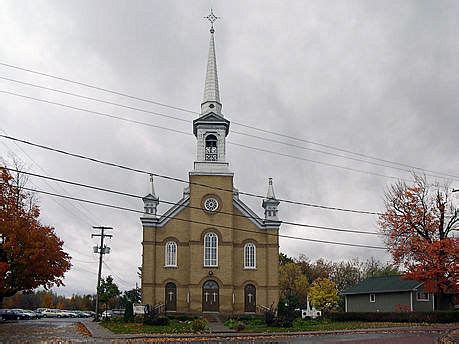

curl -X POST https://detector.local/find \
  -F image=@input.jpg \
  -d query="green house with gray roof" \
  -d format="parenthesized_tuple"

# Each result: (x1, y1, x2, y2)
(342, 276, 434, 312)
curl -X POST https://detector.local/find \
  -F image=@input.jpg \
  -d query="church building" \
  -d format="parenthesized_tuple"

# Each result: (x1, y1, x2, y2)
(140, 14, 281, 314)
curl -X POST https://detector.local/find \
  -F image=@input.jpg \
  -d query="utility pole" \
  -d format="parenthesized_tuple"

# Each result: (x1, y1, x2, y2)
(92, 226, 113, 321)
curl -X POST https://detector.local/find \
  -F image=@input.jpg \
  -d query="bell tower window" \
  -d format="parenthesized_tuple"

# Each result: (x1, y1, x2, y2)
(205, 135, 218, 161)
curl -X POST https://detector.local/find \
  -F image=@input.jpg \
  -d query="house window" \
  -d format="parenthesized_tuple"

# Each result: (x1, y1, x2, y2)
(244, 243, 256, 269)
(370, 294, 376, 302)
(416, 291, 429, 301)
(165, 241, 177, 267)
(204, 232, 218, 267)
(205, 135, 218, 161)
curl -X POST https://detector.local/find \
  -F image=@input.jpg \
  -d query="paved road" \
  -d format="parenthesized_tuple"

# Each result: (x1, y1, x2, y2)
(0, 317, 91, 342)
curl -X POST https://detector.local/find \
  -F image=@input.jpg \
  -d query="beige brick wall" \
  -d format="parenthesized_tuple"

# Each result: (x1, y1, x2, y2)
(141, 174, 279, 313)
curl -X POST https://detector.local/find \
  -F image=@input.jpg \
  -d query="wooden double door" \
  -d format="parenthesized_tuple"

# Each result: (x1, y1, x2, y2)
(244, 284, 256, 312)
(165, 282, 176, 311)
(202, 280, 219, 312)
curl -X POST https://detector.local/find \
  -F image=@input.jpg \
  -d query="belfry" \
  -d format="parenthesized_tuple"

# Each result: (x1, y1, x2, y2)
(140, 10, 281, 314)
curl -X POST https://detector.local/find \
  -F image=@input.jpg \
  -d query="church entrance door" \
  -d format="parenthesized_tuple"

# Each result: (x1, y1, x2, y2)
(202, 280, 219, 312)
(165, 282, 176, 312)
(244, 284, 256, 312)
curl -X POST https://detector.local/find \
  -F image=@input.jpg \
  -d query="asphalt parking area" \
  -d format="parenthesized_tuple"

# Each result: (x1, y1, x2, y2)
(0, 317, 91, 342)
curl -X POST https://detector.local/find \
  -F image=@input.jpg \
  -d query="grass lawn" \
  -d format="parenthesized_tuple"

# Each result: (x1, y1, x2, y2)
(225, 318, 450, 333)
(101, 319, 196, 334)
(102, 317, 453, 334)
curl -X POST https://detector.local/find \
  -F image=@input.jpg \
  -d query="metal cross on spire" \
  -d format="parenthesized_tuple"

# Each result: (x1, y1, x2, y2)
(204, 8, 220, 33)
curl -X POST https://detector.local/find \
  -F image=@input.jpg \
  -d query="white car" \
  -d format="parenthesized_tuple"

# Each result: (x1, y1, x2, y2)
(41, 309, 67, 318)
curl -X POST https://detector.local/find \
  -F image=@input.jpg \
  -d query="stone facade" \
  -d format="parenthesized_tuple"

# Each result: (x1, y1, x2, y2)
(141, 175, 280, 313)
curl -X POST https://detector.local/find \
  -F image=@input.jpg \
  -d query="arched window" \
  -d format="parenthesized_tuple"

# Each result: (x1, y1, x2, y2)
(205, 135, 218, 161)
(204, 232, 218, 267)
(244, 243, 256, 269)
(165, 241, 177, 267)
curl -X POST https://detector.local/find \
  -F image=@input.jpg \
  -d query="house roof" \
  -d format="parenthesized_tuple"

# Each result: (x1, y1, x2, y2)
(341, 276, 423, 295)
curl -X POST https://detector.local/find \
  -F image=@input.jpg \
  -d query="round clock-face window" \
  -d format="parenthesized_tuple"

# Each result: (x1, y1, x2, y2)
(204, 197, 219, 212)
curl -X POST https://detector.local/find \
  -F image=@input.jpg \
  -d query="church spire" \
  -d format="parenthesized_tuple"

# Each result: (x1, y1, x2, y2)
(201, 9, 222, 116)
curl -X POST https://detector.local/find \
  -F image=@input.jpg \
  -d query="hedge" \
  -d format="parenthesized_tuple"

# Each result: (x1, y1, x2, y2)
(328, 311, 459, 323)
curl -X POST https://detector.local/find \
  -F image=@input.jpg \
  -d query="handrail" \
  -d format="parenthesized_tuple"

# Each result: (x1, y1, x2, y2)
(256, 304, 271, 313)
(151, 303, 165, 315)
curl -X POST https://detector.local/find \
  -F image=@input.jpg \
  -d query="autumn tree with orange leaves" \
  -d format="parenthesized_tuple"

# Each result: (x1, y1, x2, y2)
(0, 167, 71, 305)
(379, 174, 458, 300)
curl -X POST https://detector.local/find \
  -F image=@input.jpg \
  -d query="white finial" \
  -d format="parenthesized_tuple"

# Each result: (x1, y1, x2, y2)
(150, 174, 156, 196)
(267, 178, 276, 199)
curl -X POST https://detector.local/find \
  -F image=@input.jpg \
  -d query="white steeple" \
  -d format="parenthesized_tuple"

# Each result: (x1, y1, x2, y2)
(191, 9, 231, 176)
(201, 9, 222, 116)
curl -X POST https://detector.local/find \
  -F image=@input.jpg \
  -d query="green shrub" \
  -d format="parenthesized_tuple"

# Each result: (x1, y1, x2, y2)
(143, 315, 170, 326)
(167, 314, 196, 321)
(224, 318, 237, 329)
(328, 311, 459, 323)
(264, 305, 276, 326)
(235, 321, 246, 331)
(191, 318, 208, 332)
(123, 302, 134, 322)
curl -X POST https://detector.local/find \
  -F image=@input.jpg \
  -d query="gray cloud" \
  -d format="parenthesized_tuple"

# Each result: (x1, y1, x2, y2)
(1, 0, 457, 296)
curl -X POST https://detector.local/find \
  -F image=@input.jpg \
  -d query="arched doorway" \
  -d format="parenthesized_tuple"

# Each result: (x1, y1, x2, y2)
(202, 280, 219, 312)
(244, 284, 256, 312)
(165, 282, 176, 312)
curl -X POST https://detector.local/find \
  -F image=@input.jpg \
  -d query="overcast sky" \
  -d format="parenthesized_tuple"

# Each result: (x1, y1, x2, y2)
(1, 1, 458, 296)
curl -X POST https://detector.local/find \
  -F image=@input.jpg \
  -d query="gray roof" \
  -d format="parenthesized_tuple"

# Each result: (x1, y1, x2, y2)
(342, 276, 423, 295)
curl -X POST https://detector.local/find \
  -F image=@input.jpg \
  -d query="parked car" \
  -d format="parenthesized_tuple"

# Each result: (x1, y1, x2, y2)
(20, 310, 39, 319)
(73, 310, 92, 318)
(57, 310, 75, 318)
(8, 309, 32, 320)
(0, 309, 17, 320)
(41, 309, 64, 318)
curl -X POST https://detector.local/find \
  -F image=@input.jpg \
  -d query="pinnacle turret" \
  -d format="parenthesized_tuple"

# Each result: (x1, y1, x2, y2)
(143, 174, 159, 218)
(262, 178, 280, 221)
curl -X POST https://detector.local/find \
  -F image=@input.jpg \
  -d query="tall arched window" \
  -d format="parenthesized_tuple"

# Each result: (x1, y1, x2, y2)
(165, 241, 177, 267)
(244, 243, 256, 269)
(204, 232, 218, 267)
(205, 135, 218, 161)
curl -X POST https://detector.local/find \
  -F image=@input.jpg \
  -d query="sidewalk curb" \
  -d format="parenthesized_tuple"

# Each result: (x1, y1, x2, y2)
(79, 321, 458, 340)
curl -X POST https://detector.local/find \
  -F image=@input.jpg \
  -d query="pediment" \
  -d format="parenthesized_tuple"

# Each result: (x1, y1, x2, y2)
(194, 112, 229, 124)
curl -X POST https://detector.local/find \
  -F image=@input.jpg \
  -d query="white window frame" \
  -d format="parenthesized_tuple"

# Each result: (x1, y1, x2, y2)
(203, 232, 218, 267)
(164, 241, 177, 267)
(244, 243, 256, 269)
(370, 293, 376, 302)
(416, 291, 429, 301)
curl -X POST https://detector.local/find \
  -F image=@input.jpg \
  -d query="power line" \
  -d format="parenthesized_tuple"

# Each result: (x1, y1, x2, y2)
(0, 128, 102, 224)
(0, 90, 411, 181)
(0, 61, 456, 180)
(0, 134, 384, 215)
(102, 261, 132, 288)
(3, 166, 382, 236)
(0, 139, 94, 227)
(1, 75, 454, 181)
(18, 185, 387, 250)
